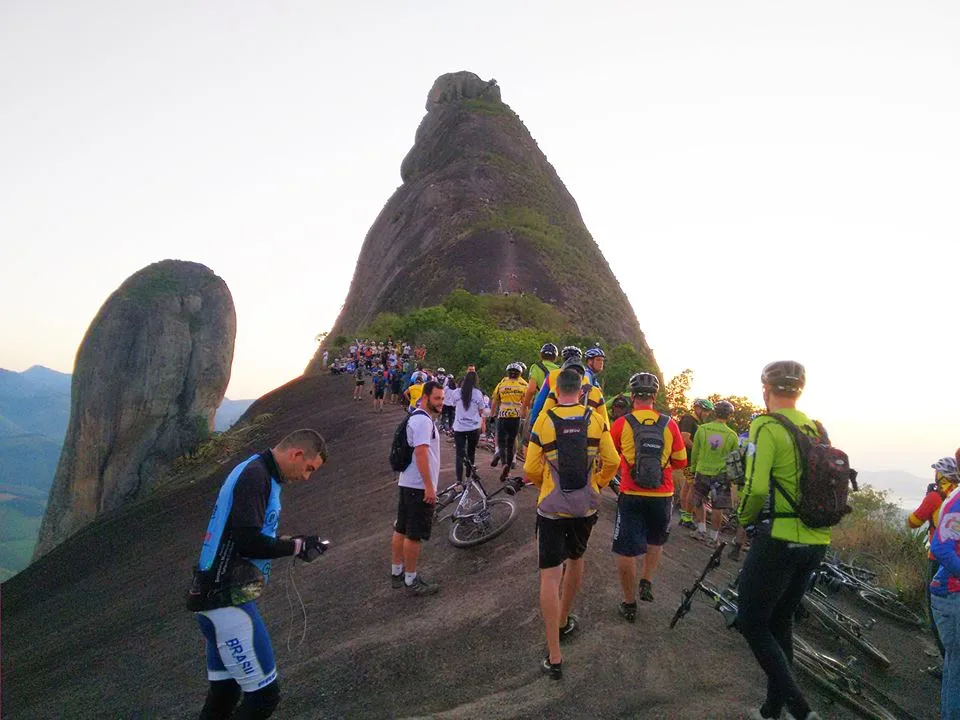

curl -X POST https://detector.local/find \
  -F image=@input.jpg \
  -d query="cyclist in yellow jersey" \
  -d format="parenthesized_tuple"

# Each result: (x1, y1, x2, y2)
(403, 378, 425, 413)
(490, 362, 528, 481)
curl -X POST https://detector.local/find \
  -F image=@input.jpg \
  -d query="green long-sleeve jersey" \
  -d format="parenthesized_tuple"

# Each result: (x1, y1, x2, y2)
(690, 421, 739, 476)
(736, 408, 831, 545)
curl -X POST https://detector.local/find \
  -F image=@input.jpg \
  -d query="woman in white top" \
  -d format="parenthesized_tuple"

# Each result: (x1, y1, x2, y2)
(450, 371, 486, 486)
(441, 376, 458, 431)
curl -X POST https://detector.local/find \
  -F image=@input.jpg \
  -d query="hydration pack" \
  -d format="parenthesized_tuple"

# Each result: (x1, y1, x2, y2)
(388, 410, 433, 472)
(624, 413, 670, 489)
(547, 408, 593, 493)
(767, 414, 858, 528)
(725, 443, 748, 487)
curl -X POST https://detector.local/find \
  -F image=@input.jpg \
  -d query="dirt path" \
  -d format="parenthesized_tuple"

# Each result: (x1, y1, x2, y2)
(1, 375, 943, 719)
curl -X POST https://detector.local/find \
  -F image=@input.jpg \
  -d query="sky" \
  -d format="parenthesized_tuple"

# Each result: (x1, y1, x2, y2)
(2, 1, 957, 487)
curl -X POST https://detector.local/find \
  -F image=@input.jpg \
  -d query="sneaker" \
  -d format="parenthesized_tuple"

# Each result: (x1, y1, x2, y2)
(618, 601, 637, 623)
(500, 465, 511, 483)
(404, 576, 440, 596)
(491, 451, 501, 467)
(728, 543, 742, 561)
(391, 572, 404, 589)
(559, 614, 579, 642)
(705, 537, 720, 549)
(540, 656, 562, 680)
(679, 519, 696, 530)
(688, 528, 706, 542)
(638, 579, 654, 603)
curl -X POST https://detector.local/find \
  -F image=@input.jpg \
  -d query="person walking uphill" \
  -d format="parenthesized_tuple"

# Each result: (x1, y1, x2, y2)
(187, 429, 329, 720)
(525, 368, 619, 679)
(390, 381, 444, 596)
(609, 372, 687, 621)
(689, 400, 740, 547)
(449, 371, 486, 487)
(738, 360, 844, 720)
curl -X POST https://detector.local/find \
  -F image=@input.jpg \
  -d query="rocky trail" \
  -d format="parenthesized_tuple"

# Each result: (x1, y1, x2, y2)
(1, 374, 943, 719)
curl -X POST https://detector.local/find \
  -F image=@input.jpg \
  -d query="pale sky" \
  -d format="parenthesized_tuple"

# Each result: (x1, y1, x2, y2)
(2, 1, 957, 485)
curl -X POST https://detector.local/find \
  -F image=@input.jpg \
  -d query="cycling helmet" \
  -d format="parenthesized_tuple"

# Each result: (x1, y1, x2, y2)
(611, 394, 631, 411)
(715, 400, 734, 418)
(506, 362, 523, 374)
(932, 457, 959, 481)
(761, 360, 806, 394)
(437, 367, 445, 374)
(585, 346, 605, 360)
(517, 362, 528, 374)
(540, 343, 559, 360)
(561, 357, 586, 375)
(561, 345, 583, 361)
(692, 398, 715, 411)
(628, 372, 660, 395)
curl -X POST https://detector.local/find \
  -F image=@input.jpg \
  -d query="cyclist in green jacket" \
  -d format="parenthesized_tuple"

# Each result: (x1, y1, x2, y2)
(738, 360, 826, 720)
(688, 400, 739, 547)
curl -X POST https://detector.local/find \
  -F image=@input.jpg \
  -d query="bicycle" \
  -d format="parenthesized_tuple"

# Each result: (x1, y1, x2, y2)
(433, 461, 523, 548)
(816, 558, 925, 628)
(670, 547, 917, 720)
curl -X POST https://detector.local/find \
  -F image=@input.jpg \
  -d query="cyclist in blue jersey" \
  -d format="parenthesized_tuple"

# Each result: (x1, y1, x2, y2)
(187, 429, 328, 719)
(584, 345, 605, 390)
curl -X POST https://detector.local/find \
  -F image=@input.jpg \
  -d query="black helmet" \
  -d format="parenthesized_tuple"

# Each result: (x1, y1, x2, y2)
(761, 360, 805, 394)
(561, 345, 583, 361)
(540, 343, 558, 360)
(715, 400, 734, 419)
(611, 394, 631, 410)
(628, 372, 660, 395)
(561, 357, 587, 375)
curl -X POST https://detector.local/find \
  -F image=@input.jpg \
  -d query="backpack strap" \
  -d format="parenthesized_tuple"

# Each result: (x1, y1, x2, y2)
(763, 414, 802, 519)
(535, 361, 547, 379)
(409, 409, 436, 440)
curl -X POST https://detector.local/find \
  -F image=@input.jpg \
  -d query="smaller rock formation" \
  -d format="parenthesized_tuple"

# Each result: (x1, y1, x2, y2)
(34, 260, 236, 558)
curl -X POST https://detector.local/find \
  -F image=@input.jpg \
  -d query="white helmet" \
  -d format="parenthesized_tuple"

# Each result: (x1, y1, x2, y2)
(932, 457, 959, 481)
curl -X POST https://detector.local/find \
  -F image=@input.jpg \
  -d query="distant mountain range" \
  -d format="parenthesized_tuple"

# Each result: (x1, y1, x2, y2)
(0, 365, 254, 580)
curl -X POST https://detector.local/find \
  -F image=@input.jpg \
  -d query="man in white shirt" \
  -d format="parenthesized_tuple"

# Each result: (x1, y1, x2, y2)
(390, 381, 444, 596)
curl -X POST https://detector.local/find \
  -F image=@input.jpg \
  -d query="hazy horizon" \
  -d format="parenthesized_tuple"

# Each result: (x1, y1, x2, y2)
(2, 1, 957, 485)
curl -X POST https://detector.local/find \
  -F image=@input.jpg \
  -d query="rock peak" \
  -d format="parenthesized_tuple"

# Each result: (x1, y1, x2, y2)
(425, 71, 500, 112)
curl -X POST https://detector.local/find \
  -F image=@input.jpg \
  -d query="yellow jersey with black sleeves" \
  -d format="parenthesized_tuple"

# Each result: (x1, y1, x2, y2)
(492, 376, 528, 418)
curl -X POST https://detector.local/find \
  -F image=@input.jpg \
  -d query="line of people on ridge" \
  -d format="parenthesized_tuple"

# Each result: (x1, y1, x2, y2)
(181, 345, 960, 720)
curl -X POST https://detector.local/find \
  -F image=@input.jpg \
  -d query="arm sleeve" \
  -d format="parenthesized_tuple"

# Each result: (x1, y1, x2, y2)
(690, 427, 702, 470)
(595, 421, 620, 488)
(668, 419, 688, 469)
(909, 492, 941, 528)
(524, 414, 547, 487)
(233, 527, 297, 559)
(930, 498, 960, 576)
(528, 378, 551, 430)
(738, 422, 773, 525)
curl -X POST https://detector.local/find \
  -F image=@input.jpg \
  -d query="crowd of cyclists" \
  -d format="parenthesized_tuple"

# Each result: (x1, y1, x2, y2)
(185, 335, 960, 720)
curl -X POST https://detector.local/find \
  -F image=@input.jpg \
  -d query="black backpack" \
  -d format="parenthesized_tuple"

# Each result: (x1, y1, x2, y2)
(766, 414, 858, 528)
(624, 414, 670, 489)
(547, 408, 593, 493)
(388, 410, 433, 472)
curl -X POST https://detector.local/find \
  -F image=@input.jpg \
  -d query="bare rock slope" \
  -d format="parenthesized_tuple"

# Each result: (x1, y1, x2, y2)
(307, 71, 652, 374)
(33, 260, 236, 558)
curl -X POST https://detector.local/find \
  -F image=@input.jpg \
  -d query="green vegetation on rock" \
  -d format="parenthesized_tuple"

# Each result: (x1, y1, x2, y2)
(344, 290, 659, 395)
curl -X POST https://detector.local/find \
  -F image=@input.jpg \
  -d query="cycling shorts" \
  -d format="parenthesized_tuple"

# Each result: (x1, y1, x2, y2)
(196, 601, 277, 692)
(693, 473, 731, 510)
(612, 495, 672, 556)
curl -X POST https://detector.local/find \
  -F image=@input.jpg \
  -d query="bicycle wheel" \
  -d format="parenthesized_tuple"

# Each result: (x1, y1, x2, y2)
(793, 641, 915, 720)
(856, 590, 925, 627)
(801, 595, 891, 668)
(449, 498, 518, 548)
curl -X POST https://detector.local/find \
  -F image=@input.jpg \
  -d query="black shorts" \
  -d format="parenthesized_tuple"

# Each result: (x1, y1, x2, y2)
(394, 487, 433, 541)
(391, 382, 402, 394)
(612, 495, 671, 556)
(355, 380, 365, 386)
(374, 387, 385, 399)
(693, 473, 731, 509)
(537, 514, 598, 569)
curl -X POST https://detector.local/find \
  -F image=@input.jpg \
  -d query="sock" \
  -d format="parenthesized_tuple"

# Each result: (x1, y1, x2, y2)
(392, 564, 403, 575)
(404, 571, 417, 586)
(698, 522, 707, 533)
(710, 529, 720, 541)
